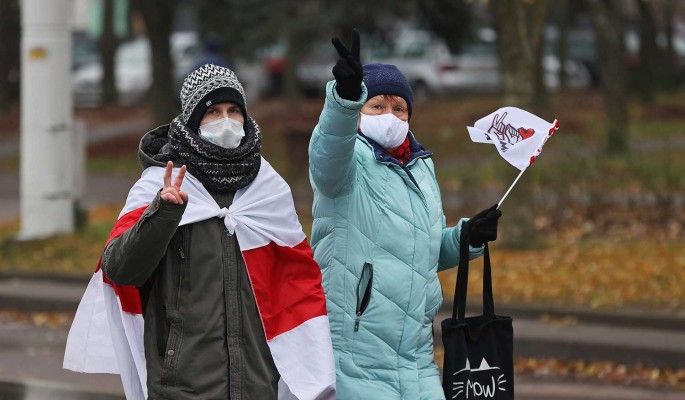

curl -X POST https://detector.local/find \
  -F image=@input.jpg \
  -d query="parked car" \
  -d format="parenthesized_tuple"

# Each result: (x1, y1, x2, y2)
(72, 31, 201, 107)
(294, 28, 591, 99)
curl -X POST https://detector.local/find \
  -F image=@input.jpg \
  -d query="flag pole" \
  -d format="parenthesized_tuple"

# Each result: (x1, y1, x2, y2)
(497, 168, 526, 209)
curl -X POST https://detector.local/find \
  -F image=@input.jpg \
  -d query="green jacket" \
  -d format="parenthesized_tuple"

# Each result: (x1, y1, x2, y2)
(102, 125, 279, 399)
(309, 82, 482, 399)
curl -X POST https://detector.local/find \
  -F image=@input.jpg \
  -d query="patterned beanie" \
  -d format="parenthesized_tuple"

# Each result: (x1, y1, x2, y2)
(180, 64, 248, 132)
(362, 63, 414, 117)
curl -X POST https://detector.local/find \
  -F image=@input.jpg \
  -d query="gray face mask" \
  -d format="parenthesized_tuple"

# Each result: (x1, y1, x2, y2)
(199, 117, 245, 149)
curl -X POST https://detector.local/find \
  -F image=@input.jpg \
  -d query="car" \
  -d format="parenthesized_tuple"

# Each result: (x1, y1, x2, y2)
(293, 27, 591, 99)
(383, 28, 592, 95)
(72, 31, 201, 107)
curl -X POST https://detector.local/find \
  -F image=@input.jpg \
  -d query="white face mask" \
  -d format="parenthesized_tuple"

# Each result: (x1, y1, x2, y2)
(359, 113, 409, 149)
(199, 117, 245, 149)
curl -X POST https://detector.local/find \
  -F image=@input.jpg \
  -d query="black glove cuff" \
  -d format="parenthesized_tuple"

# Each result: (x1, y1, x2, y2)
(335, 83, 362, 101)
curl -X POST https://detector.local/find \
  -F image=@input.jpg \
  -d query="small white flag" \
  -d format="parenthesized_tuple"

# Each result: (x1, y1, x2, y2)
(467, 106, 559, 171)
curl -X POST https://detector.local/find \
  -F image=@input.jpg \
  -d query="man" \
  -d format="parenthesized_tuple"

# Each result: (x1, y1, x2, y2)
(65, 64, 335, 400)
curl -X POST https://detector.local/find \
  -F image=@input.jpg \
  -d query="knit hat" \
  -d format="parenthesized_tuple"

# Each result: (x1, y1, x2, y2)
(362, 63, 414, 117)
(180, 64, 248, 132)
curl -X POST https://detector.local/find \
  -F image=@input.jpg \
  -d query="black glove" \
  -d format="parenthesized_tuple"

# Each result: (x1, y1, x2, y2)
(331, 28, 363, 101)
(466, 204, 502, 247)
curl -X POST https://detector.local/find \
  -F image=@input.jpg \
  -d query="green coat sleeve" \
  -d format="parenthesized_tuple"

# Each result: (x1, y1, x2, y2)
(438, 216, 484, 272)
(102, 190, 186, 286)
(308, 80, 368, 198)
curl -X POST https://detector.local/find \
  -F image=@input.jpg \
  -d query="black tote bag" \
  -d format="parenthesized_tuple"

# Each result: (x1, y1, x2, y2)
(441, 231, 514, 399)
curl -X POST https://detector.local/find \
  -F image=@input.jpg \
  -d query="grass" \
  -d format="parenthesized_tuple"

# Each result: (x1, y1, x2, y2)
(0, 206, 120, 276)
(0, 155, 141, 177)
(438, 238, 685, 309)
(87, 156, 141, 177)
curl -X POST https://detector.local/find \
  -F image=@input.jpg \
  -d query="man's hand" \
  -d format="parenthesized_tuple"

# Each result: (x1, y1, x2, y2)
(331, 28, 363, 101)
(161, 161, 188, 205)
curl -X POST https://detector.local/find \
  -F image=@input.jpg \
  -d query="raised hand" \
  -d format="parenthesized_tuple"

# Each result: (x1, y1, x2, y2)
(161, 161, 188, 205)
(331, 28, 363, 101)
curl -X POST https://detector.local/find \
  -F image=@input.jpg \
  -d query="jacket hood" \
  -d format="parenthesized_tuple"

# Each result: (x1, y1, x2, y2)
(138, 123, 173, 170)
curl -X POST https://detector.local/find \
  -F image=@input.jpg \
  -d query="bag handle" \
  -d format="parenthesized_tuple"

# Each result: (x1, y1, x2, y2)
(451, 224, 495, 321)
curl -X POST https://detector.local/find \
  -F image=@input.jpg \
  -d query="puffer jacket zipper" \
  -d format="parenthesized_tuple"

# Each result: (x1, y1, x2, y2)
(355, 263, 373, 332)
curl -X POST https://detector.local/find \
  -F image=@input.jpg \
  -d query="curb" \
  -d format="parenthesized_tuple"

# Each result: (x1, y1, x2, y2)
(0, 377, 124, 400)
(514, 337, 685, 369)
(435, 308, 685, 369)
(441, 300, 685, 331)
(1, 274, 684, 332)
(0, 275, 88, 313)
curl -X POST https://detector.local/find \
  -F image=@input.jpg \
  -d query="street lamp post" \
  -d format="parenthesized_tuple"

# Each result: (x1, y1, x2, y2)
(19, 0, 78, 239)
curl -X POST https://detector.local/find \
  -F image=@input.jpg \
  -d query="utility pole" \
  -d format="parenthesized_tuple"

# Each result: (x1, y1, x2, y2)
(19, 0, 80, 239)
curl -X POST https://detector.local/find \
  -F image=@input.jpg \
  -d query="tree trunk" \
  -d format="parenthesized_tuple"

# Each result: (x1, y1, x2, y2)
(283, 26, 304, 106)
(100, 0, 118, 105)
(135, 0, 177, 124)
(636, 0, 658, 103)
(662, 0, 679, 89)
(494, 0, 549, 249)
(556, 0, 570, 91)
(589, 0, 629, 155)
(496, 0, 549, 111)
(0, 0, 20, 111)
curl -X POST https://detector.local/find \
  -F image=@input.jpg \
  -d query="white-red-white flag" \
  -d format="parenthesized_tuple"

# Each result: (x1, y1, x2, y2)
(467, 106, 559, 171)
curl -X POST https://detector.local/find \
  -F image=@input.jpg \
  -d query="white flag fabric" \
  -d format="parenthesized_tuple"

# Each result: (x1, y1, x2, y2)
(467, 106, 559, 171)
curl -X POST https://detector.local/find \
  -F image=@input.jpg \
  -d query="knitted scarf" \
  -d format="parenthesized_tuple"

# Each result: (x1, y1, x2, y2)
(389, 135, 411, 164)
(153, 116, 262, 193)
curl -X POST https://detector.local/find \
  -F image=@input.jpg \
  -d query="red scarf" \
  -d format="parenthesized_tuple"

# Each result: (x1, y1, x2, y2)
(389, 135, 411, 164)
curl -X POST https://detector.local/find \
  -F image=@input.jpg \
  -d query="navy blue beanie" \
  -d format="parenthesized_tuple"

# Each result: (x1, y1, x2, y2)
(362, 63, 414, 117)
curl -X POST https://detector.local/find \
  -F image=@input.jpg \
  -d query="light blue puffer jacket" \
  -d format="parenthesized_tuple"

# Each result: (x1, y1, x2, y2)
(308, 81, 483, 400)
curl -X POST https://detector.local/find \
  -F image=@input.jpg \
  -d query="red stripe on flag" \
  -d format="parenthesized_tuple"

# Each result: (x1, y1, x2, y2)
(96, 206, 148, 314)
(242, 239, 327, 340)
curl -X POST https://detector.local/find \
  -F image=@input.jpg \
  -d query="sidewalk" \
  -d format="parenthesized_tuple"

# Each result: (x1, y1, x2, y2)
(2, 275, 685, 370)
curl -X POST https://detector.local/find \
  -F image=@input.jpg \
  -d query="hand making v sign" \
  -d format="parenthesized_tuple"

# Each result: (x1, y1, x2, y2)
(160, 161, 188, 204)
(331, 28, 363, 101)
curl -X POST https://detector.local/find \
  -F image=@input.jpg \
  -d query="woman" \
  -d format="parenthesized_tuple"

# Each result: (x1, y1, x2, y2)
(65, 64, 335, 400)
(308, 30, 502, 399)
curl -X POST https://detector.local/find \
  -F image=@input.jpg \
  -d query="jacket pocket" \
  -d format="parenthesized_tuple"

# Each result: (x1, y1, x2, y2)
(354, 263, 373, 332)
(160, 317, 183, 386)
(352, 263, 387, 369)
(175, 225, 192, 309)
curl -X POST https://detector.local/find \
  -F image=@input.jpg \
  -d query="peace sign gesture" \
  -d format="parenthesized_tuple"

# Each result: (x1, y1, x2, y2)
(331, 28, 363, 101)
(161, 161, 188, 205)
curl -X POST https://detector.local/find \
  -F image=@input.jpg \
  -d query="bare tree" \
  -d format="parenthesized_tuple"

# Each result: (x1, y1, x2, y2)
(100, 0, 119, 105)
(555, 0, 571, 90)
(418, 0, 473, 54)
(661, 0, 680, 89)
(495, 0, 550, 111)
(492, 0, 550, 249)
(0, 0, 20, 111)
(588, 0, 630, 154)
(133, 0, 177, 124)
(636, 0, 658, 103)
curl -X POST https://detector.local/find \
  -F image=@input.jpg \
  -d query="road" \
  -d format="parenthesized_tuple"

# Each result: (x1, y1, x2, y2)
(1, 316, 684, 400)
